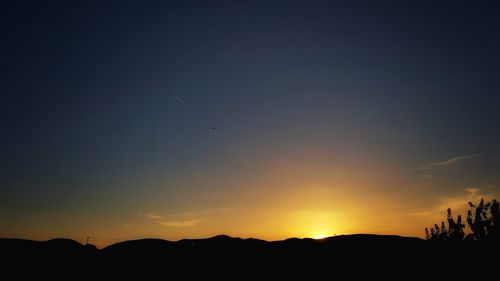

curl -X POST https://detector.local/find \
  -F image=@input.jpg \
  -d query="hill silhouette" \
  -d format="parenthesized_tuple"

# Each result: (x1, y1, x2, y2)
(2, 234, 497, 279)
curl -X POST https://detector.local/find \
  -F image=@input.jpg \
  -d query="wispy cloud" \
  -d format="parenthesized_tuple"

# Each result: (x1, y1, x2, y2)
(403, 187, 494, 218)
(157, 219, 202, 227)
(172, 95, 184, 103)
(142, 208, 233, 228)
(164, 208, 233, 218)
(81, 111, 96, 120)
(146, 213, 163, 220)
(417, 154, 479, 170)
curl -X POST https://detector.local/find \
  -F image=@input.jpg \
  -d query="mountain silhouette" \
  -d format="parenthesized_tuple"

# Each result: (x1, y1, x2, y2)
(1, 234, 497, 279)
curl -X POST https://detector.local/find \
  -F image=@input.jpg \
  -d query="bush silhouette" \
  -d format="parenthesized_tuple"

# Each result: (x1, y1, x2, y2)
(425, 198, 499, 241)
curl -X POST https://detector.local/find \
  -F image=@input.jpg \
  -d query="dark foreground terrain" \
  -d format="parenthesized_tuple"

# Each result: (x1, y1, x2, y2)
(1, 234, 498, 279)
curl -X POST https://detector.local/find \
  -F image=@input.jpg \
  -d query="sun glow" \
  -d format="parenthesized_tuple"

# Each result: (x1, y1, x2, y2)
(313, 234, 327, 239)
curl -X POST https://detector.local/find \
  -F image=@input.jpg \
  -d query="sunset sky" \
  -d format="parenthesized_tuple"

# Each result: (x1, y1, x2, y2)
(1, 0, 499, 247)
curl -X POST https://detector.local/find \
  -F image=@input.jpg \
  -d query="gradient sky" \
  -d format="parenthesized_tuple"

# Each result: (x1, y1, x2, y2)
(1, 0, 499, 247)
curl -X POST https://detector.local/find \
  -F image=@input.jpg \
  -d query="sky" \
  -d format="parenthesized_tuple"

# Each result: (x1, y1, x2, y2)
(1, 0, 499, 247)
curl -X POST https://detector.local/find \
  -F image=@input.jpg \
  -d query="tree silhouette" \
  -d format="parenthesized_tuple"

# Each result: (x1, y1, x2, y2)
(446, 208, 465, 241)
(490, 199, 499, 239)
(425, 198, 498, 241)
(466, 199, 489, 240)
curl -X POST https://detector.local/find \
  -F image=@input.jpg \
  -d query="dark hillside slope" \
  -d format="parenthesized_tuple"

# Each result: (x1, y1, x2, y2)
(1, 235, 497, 279)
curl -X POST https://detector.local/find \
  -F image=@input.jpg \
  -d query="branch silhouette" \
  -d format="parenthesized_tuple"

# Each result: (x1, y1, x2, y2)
(425, 198, 499, 242)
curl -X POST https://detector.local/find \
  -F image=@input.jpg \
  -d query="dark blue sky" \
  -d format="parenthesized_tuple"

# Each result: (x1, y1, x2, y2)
(1, 0, 499, 243)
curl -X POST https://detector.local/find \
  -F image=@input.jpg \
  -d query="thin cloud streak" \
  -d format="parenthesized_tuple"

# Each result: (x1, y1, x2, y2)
(403, 187, 494, 218)
(143, 208, 233, 228)
(417, 154, 479, 170)
(81, 111, 96, 120)
(172, 95, 184, 103)
(164, 208, 233, 218)
(146, 213, 163, 220)
(157, 219, 202, 227)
